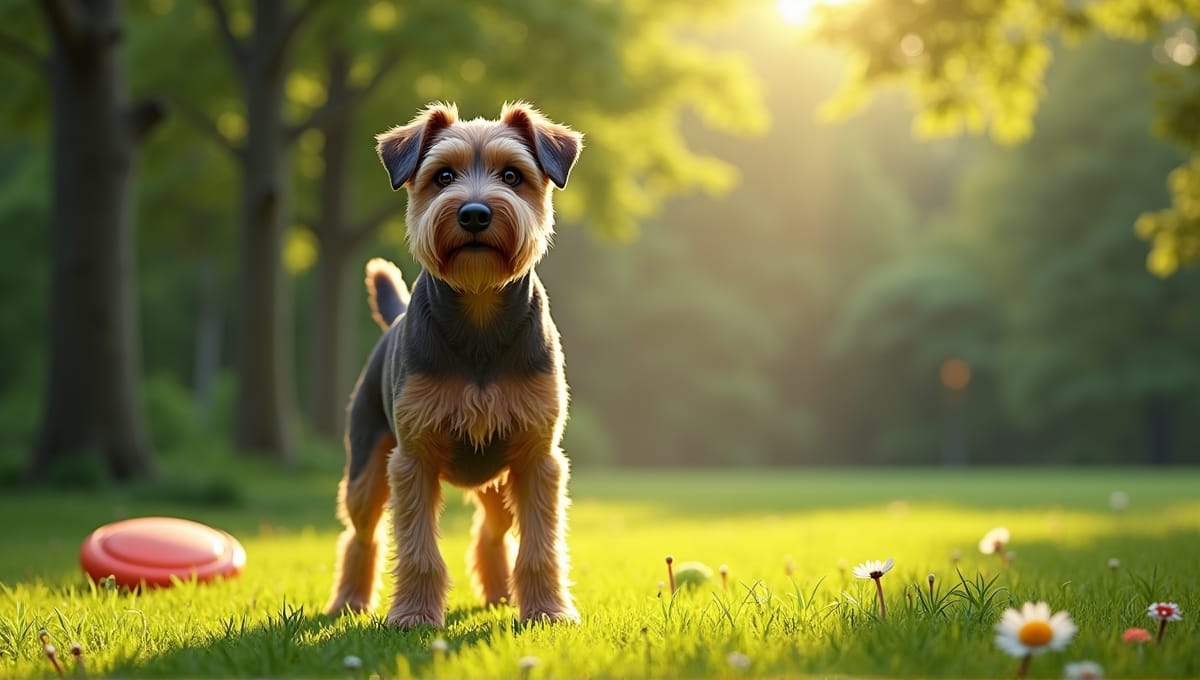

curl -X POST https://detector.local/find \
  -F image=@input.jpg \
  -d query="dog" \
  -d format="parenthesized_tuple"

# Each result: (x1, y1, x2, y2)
(325, 102, 583, 629)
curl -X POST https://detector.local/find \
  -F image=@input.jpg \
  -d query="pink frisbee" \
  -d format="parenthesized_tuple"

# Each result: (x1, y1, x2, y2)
(80, 517, 246, 588)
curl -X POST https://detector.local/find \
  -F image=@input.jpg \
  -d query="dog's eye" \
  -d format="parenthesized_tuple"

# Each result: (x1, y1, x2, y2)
(435, 169, 455, 187)
(500, 167, 522, 187)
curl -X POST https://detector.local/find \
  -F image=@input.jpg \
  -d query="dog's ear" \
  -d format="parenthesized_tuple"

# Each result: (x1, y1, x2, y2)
(501, 101, 583, 189)
(375, 103, 459, 190)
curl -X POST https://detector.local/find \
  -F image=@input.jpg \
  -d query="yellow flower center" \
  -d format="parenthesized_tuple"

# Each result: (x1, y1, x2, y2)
(1018, 621, 1053, 647)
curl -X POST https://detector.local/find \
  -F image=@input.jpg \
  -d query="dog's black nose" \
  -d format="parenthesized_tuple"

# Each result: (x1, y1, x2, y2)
(457, 203, 492, 233)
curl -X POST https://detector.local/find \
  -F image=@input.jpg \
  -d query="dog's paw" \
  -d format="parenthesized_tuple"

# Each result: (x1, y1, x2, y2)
(519, 602, 580, 625)
(324, 596, 373, 617)
(385, 608, 445, 630)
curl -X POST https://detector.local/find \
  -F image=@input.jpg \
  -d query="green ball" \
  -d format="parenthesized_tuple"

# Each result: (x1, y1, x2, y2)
(673, 561, 713, 589)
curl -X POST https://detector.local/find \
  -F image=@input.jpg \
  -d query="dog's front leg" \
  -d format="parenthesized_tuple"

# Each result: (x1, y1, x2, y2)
(385, 442, 448, 629)
(509, 433, 579, 624)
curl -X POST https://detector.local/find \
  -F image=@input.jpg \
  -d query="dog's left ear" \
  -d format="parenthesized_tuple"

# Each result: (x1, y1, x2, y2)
(501, 102, 583, 189)
(376, 103, 459, 190)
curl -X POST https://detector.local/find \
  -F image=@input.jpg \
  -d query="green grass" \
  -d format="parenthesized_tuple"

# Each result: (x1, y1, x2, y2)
(1, 456, 1198, 678)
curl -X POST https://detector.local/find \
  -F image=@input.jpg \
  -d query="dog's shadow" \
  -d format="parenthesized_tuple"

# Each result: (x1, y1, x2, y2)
(109, 603, 510, 677)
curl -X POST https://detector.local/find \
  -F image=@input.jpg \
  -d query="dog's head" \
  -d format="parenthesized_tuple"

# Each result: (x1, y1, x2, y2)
(376, 102, 583, 293)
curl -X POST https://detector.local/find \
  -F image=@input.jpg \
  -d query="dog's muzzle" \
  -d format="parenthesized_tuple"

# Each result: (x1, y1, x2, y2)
(457, 203, 492, 233)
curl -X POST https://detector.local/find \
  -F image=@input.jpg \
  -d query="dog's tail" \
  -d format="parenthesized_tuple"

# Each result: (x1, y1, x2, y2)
(365, 258, 410, 331)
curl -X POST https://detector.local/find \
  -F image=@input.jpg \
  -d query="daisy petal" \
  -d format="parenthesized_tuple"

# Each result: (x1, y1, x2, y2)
(999, 609, 1023, 630)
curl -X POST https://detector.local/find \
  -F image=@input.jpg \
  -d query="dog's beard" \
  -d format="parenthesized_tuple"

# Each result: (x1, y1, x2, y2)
(408, 193, 550, 293)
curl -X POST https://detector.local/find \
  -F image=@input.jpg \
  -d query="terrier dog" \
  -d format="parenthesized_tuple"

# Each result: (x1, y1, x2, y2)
(325, 102, 583, 628)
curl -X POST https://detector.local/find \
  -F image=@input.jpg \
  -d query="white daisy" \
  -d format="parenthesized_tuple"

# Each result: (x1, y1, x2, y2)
(994, 601, 1077, 658)
(726, 652, 750, 670)
(518, 656, 540, 670)
(1107, 558, 1120, 571)
(430, 638, 449, 653)
(852, 558, 894, 580)
(1064, 661, 1104, 680)
(1147, 602, 1182, 621)
(979, 527, 1010, 555)
(342, 655, 362, 671)
(1109, 491, 1129, 511)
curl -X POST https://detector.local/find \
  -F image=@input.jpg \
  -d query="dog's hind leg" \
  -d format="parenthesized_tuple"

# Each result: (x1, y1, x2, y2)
(326, 429, 394, 615)
(466, 476, 515, 606)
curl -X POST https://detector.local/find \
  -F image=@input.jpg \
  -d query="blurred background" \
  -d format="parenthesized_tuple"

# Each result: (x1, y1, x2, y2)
(3, 0, 1200, 487)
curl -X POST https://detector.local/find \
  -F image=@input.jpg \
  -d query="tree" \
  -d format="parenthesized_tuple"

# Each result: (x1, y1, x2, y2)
(945, 39, 1200, 464)
(810, 0, 1200, 274)
(295, 42, 403, 438)
(187, 0, 332, 462)
(288, 4, 471, 437)
(137, 0, 774, 450)
(290, 0, 770, 436)
(542, 11, 957, 466)
(0, 0, 165, 481)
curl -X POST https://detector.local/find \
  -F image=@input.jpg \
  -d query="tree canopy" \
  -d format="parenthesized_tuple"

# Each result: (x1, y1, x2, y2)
(813, 0, 1200, 275)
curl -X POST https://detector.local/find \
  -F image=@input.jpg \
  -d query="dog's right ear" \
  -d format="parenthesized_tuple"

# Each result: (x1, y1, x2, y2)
(375, 103, 459, 190)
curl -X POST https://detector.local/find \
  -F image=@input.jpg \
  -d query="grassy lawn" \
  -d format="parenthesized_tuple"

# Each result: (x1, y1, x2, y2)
(1, 455, 1198, 678)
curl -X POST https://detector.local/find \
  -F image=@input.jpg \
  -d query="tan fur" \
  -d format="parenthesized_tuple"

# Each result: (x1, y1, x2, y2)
(385, 435, 450, 628)
(364, 258, 410, 331)
(326, 432, 394, 614)
(459, 289, 502, 327)
(394, 373, 563, 450)
(466, 477, 516, 605)
(506, 430, 576, 621)
(334, 103, 582, 629)
(404, 122, 554, 294)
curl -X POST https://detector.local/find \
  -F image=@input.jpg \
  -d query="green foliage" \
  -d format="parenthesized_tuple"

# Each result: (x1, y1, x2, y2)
(1137, 157, 1200, 276)
(815, 0, 1074, 144)
(140, 374, 206, 454)
(944, 38, 1200, 460)
(830, 255, 998, 374)
(814, 0, 1200, 270)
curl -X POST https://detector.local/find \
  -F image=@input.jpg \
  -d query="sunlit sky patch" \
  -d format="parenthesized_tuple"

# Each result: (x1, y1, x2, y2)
(776, 0, 858, 27)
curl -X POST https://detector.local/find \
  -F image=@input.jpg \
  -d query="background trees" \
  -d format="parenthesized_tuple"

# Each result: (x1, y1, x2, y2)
(811, 0, 1200, 275)
(1, 0, 163, 481)
(2, 1, 1200, 482)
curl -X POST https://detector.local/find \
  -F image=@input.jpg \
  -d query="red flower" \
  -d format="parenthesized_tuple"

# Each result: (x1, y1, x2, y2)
(1147, 602, 1182, 622)
(1122, 627, 1151, 644)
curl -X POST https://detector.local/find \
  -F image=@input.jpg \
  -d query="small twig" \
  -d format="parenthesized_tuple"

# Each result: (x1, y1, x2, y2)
(173, 97, 243, 162)
(202, 0, 246, 71)
(345, 204, 398, 249)
(1016, 653, 1031, 679)
(69, 642, 85, 676)
(128, 99, 167, 144)
(873, 576, 887, 621)
(287, 48, 401, 140)
(266, 0, 319, 69)
(44, 644, 65, 679)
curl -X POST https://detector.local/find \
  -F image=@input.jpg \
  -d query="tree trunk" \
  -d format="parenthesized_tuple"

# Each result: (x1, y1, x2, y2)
(30, 0, 159, 481)
(1143, 395, 1173, 465)
(309, 241, 355, 437)
(231, 0, 295, 461)
(193, 258, 223, 418)
(308, 49, 356, 438)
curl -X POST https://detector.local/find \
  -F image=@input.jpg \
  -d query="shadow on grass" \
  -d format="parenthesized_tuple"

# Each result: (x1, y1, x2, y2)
(108, 602, 508, 678)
